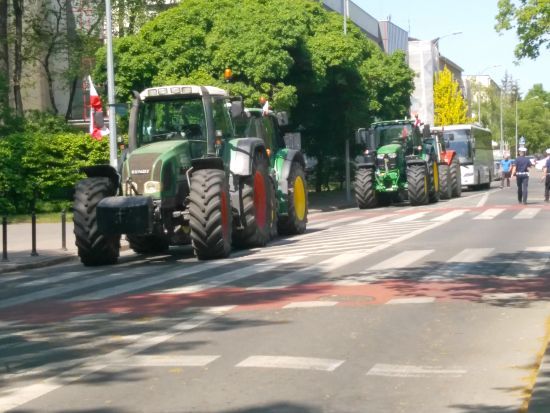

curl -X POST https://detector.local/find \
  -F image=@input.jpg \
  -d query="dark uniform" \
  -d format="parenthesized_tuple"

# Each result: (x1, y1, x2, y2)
(514, 155, 531, 204)
(544, 158, 550, 202)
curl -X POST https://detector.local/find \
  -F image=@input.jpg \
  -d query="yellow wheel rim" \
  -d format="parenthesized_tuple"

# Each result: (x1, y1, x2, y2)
(433, 162, 439, 192)
(293, 176, 306, 221)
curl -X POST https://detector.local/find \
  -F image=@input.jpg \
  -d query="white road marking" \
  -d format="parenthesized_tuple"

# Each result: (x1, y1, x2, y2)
(367, 363, 466, 378)
(425, 248, 494, 281)
(431, 209, 468, 221)
(65, 260, 238, 301)
(119, 355, 220, 367)
(482, 293, 529, 301)
(391, 212, 428, 223)
(236, 356, 344, 372)
(367, 250, 434, 271)
(248, 251, 366, 290)
(18, 270, 101, 288)
(283, 301, 338, 309)
(513, 208, 541, 219)
(0, 306, 233, 411)
(473, 208, 505, 220)
(476, 192, 489, 207)
(386, 297, 435, 304)
(500, 246, 550, 279)
(157, 256, 304, 295)
(307, 216, 359, 229)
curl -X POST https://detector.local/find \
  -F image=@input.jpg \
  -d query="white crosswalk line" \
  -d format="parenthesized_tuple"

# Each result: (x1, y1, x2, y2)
(249, 251, 366, 290)
(425, 248, 494, 281)
(513, 208, 541, 219)
(473, 208, 505, 220)
(118, 355, 220, 367)
(391, 212, 428, 223)
(236, 356, 344, 372)
(307, 216, 359, 229)
(157, 256, 304, 295)
(431, 209, 468, 222)
(367, 363, 466, 378)
(368, 250, 434, 271)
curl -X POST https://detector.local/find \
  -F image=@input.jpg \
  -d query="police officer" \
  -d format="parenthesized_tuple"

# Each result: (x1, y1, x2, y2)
(542, 149, 550, 202)
(512, 147, 531, 204)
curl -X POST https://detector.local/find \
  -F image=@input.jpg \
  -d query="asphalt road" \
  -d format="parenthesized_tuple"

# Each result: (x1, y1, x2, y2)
(1, 175, 550, 413)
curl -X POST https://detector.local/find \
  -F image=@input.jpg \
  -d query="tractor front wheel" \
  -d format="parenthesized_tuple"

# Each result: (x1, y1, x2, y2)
(407, 165, 429, 206)
(450, 158, 462, 197)
(278, 161, 307, 235)
(354, 168, 377, 209)
(73, 177, 120, 266)
(188, 169, 232, 260)
(428, 160, 440, 203)
(439, 164, 452, 199)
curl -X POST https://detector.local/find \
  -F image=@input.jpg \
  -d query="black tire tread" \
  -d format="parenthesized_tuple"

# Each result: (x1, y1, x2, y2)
(73, 177, 120, 266)
(407, 165, 429, 206)
(189, 169, 232, 260)
(450, 157, 462, 197)
(354, 168, 377, 209)
(439, 164, 452, 199)
(278, 162, 308, 235)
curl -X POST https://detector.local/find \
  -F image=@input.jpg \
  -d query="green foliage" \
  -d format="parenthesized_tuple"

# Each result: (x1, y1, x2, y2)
(93, 0, 414, 168)
(495, 0, 550, 60)
(0, 116, 109, 215)
(434, 66, 469, 126)
(517, 84, 550, 154)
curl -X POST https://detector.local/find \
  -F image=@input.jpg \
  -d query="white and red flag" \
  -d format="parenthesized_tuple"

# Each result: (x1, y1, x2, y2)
(88, 75, 109, 140)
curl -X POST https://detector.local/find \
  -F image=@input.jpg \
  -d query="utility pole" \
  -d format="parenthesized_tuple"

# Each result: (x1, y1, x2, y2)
(515, 96, 518, 157)
(105, 0, 118, 170)
(343, 0, 351, 202)
(500, 89, 504, 158)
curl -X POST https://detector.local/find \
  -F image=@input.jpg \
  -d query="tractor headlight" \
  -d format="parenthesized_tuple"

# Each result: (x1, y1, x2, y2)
(388, 153, 397, 159)
(377, 154, 386, 159)
(144, 181, 161, 194)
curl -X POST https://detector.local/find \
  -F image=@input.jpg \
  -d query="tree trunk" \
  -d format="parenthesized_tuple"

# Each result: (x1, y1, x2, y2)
(0, 0, 9, 99)
(13, 0, 24, 117)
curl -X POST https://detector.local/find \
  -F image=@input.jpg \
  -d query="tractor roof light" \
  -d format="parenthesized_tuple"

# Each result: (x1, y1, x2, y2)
(224, 68, 233, 82)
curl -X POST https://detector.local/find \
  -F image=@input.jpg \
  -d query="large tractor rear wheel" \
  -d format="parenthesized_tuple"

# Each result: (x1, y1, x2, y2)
(278, 161, 307, 235)
(73, 177, 120, 266)
(233, 151, 273, 247)
(354, 168, 377, 209)
(407, 165, 429, 206)
(438, 164, 452, 199)
(127, 234, 169, 254)
(188, 169, 232, 260)
(428, 160, 440, 203)
(450, 157, 462, 198)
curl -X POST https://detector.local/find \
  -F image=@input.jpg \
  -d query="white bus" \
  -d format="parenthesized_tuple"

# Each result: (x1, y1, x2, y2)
(433, 124, 494, 189)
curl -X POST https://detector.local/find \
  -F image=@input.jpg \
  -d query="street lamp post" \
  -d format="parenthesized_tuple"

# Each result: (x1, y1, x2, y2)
(105, 0, 117, 170)
(343, 0, 351, 201)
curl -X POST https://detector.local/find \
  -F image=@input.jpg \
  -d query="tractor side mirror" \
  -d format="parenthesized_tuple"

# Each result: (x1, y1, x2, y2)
(355, 128, 367, 145)
(230, 99, 244, 118)
(276, 111, 289, 126)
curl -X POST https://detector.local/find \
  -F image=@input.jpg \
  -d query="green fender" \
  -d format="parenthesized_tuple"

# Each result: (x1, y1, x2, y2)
(273, 148, 306, 214)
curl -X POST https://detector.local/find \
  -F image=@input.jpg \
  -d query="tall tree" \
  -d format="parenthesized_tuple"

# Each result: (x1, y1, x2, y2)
(495, 0, 550, 59)
(12, 0, 24, 116)
(433, 66, 469, 126)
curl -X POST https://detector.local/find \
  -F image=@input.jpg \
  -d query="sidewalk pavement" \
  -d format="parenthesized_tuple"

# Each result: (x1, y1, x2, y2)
(0, 190, 354, 275)
(1, 189, 550, 411)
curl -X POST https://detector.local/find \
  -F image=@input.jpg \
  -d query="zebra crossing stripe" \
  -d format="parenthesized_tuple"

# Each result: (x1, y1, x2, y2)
(367, 363, 466, 378)
(249, 251, 366, 290)
(118, 355, 220, 367)
(391, 212, 428, 223)
(513, 208, 541, 219)
(473, 208, 505, 220)
(368, 250, 434, 271)
(431, 210, 468, 221)
(157, 255, 304, 295)
(236, 356, 344, 372)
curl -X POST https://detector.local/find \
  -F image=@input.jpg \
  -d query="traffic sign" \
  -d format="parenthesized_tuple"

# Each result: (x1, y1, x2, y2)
(519, 136, 526, 145)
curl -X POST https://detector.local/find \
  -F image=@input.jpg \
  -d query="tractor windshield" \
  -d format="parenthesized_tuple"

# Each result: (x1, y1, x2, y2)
(443, 130, 471, 163)
(137, 97, 206, 146)
(374, 124, 413, 147)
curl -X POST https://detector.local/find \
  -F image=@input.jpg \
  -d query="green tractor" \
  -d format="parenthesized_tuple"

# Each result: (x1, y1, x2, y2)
(354, 120, 440, 208)
(234, 108, 308, 235)
(73, 85, 306, 266)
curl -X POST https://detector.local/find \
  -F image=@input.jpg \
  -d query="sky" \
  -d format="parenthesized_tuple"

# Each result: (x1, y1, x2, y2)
(354, 0, 549, 96)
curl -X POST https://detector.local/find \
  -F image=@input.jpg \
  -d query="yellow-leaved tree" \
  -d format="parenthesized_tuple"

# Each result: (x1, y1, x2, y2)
(433, 66, 469, 126)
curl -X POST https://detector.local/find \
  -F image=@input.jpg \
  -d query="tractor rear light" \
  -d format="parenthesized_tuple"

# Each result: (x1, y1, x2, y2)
(144, 181, 161, 194)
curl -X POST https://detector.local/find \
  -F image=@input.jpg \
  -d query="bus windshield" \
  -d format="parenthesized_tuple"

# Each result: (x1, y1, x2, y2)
(374, 124, 413, 146)
(138, 97, 206, 146)
(443, 130, 471, 163)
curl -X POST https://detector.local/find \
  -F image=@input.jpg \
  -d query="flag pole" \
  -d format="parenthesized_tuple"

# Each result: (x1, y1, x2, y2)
(105, 0, 117, 169)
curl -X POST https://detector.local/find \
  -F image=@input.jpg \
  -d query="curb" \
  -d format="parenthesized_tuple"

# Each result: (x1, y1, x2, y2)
(0, 254, 76, 275)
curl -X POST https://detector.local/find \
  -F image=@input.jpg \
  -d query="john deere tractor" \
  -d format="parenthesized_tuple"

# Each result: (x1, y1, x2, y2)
(354, 120, 440, 208)
(73, 85, 304, 266)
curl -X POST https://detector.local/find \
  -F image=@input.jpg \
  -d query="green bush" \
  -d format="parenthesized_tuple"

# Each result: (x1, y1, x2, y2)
(0, 115, 110, 215)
